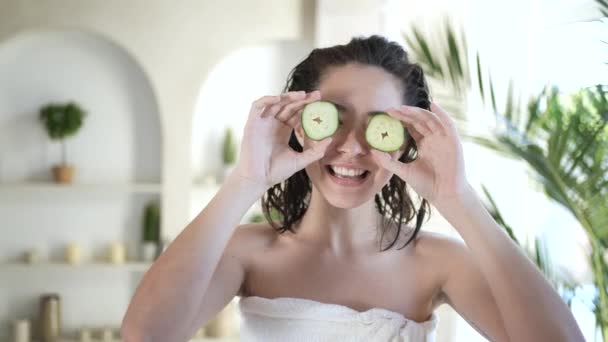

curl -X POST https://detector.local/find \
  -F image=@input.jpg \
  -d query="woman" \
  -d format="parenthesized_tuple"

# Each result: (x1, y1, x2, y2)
(122, 36, 585, 342)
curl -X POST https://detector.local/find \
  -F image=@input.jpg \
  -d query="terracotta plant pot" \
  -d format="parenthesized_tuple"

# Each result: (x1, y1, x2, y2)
(52, 165, 75, 184)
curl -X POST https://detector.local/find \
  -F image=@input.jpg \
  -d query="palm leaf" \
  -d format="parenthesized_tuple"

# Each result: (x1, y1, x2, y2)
(403, 27, 443, 78)
(476, 52, 485, 103)
(598, 0, 608, 17)
(480, 184, 519, 244)
(489, 74, 497, 113)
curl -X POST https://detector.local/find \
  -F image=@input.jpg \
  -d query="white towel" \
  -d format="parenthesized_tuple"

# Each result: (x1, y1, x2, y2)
(237, 296, 439, 342)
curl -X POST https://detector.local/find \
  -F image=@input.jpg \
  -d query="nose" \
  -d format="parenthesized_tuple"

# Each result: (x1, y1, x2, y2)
(336, 127, 368, 156)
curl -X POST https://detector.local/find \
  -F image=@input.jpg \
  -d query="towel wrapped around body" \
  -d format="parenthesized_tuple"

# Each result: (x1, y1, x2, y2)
(237, 296, 439, 342)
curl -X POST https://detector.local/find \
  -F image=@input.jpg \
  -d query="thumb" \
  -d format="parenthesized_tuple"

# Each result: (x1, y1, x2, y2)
(294, 137, 333, 171)
(370, 149, 409, 178)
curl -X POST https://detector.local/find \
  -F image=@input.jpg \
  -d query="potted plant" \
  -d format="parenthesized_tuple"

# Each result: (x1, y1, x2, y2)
(405, 16, 608, 338)
(39, 101, 86, 183)
(141, 200, 161, 262)
(221, 126, 237, 182)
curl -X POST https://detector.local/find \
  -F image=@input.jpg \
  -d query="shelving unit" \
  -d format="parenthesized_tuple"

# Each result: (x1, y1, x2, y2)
(1, 180, 164, 340)
(0, 261, 153, 272)
(25, 338, 238, 342)
(0, 182, 162, 194)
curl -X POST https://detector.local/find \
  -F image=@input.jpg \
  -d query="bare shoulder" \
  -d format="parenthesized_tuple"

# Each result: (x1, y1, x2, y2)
(415, 230, 467, 254)
(232, 221, 277, 245)
(413, 230, 469, 286)
(228, 221, 278, 266)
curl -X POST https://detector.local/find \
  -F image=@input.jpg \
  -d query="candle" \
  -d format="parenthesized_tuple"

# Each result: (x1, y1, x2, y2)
(12, 319, 30, 342)
(108, 241, 125, 264)
(24, 249, 39, 264)
(66, 242, 82, 265)
(101, 327, 113, 342)
(79, 327, 92, 342)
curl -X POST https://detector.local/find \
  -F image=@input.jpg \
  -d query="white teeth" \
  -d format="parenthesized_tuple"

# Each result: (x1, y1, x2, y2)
(330, 166, 366, 177)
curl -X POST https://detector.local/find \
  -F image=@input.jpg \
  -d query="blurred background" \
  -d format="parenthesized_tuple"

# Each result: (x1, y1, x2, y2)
(0, 0, 606, 341)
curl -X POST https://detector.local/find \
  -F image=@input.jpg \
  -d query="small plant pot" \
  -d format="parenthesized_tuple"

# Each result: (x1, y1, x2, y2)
(52, 164, 75, 184)
(140, 241, 158, 262)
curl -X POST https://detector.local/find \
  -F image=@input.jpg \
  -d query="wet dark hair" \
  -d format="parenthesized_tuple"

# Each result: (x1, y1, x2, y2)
(261, 35, 431, 251)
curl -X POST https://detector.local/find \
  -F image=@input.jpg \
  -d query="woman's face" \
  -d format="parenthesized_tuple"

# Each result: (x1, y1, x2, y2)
(295, 63, 407, 209)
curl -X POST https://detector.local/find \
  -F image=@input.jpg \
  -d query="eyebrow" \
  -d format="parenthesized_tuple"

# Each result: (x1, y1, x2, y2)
(326, 100, 385, 116)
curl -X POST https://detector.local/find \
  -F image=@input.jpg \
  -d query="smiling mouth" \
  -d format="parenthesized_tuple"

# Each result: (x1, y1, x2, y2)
(325, 165, 371, 180)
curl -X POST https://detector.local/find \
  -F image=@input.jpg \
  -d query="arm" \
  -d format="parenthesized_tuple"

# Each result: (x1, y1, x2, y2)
(121, 171, 266, 342)
(435, 186, 585, 342)
(373, 103, 585, 342)
(438, 234, 510, 341)
(121, 91, 328, 342)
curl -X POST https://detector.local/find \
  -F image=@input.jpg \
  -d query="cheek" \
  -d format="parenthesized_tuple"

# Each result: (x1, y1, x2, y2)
(304, 160, 325, 181)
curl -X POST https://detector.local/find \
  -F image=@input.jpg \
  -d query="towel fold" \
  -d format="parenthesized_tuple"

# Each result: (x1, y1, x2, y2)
(237, 296, 439, 342)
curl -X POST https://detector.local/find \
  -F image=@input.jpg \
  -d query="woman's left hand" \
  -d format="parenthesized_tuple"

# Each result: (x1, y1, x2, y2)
(370, 102, 471, 206)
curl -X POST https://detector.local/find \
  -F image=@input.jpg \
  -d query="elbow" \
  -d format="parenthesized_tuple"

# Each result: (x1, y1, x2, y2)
(121, 322, 148, 342)
(121, 313, 150, 342)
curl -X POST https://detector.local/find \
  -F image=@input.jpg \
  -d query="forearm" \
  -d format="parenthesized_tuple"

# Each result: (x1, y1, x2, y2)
(122, 170, 266, 341)
(435, 184, 585, 342)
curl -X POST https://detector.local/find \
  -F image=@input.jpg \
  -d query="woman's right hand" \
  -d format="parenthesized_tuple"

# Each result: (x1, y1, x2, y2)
(233, 90, 333, 190)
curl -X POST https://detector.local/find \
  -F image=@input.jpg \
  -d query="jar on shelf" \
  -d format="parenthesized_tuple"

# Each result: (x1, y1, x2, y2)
(40, 293, 61, 342)
(108, 241, 126, 264)
(11, 318, 30, 342)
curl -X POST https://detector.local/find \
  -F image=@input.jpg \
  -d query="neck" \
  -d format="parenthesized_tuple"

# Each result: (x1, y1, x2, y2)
(293, 186, 383, 257)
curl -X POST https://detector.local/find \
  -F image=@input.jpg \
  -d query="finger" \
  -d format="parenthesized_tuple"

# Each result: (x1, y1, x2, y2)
(401, 105, 447, 136)
(430, 102, 457, 133)
(261, 91, 306, 118)
(370, 149, 410, 177)
(250, 95, 281, 117)
(277, 91, 321, 124)
(406, 126, 424, 142)
(385, 108, 432, 136)
(293, 137, 333, 171)
(286, 109, 303, 129)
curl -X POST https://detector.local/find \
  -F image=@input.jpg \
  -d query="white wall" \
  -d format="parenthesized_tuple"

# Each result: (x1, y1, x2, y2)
(0, 30, 161, 183)
(192, 40, 313, 184)
(0, 0, 307, 339)
(0, 29, 162, 340)
(0, 0, 305, 239)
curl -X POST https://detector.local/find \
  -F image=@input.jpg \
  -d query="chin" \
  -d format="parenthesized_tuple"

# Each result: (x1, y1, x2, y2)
(305, 161, 392, 209)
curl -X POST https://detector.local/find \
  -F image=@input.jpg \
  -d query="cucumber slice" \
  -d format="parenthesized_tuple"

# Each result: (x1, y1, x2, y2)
(365, 113, 405, 152)
(301, 101, 339, 141)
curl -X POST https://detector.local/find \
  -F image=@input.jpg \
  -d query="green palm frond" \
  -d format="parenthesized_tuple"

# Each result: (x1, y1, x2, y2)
(476, 52, 485, 103)
(403, 26, 443, 78)
(403, 20, 469, 101)
(598, 0, 608, 17)
(405, 15, 608, 338)
(481, 184, 578, 306)
(489, 74, 498, 114)
(480, 184, 518, 244)
(478, 84, 608, 338)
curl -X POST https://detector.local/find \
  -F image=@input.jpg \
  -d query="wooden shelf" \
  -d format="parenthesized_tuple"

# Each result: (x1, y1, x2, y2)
(0, 261, 153, 271)
(191, 182, 221, 191)
(27, 338, 237, 342)
(0, 182, 162, 194)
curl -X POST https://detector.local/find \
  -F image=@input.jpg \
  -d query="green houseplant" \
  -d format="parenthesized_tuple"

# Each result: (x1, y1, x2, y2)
(141, 200, 161, 261)
(220, 126, 237, 182)
(38, 101, 86, 183)
(222, 127, 237, 166)
(404, 13, 608, 339)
